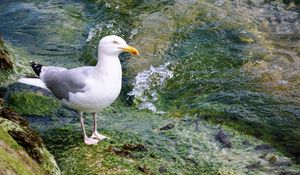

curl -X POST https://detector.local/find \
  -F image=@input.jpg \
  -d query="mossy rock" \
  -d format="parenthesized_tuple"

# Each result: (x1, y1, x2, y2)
(0, 34, 13, 70)
(0, 107, 60, 175)
(7, 92, 60, 116)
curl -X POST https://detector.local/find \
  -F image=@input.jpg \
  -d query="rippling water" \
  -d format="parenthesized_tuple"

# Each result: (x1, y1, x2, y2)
(1, 0, 300, 165)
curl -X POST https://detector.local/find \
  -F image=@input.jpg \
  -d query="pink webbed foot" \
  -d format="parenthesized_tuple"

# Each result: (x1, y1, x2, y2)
(90, 131, 109, 141)
(84, 136, 99, 145)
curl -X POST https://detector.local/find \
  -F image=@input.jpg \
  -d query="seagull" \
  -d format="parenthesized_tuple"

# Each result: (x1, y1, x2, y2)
(18, 35, 139, 145)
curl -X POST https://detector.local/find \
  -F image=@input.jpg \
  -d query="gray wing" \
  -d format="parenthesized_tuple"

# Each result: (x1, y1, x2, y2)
(40, 66, 91, 100)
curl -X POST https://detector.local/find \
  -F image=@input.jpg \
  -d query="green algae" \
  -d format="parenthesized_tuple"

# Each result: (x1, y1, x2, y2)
(1, 0, 300, 174)
(41, 125, 237, 175)
(25, 103, 300, 175)
(8, 92, 60, 116)
(0, 127, 20, 150)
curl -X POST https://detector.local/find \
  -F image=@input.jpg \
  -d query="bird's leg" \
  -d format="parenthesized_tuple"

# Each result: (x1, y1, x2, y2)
(80, 112, 98, 145)
(90, 112, 109, 140)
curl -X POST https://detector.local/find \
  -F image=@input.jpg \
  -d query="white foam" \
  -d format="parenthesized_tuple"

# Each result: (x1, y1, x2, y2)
(128, 62, 173, 113)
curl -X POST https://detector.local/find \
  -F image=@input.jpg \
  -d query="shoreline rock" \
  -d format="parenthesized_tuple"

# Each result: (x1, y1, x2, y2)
(0, 34, 13, 70)
(0, 80, 60, 175)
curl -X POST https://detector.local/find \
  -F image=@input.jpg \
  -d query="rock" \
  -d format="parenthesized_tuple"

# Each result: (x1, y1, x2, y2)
(0, 107, 61, 175)
(1, 108, 29, 127)
(0, 34, 13, 70)
(215, 130, 232, 148)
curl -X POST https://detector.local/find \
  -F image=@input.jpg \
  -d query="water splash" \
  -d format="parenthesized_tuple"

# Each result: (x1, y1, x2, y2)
(128, 62, 173, 113)
(86, 21, 123, 43)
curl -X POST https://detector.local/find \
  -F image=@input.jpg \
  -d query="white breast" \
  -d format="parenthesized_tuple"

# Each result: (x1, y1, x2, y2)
(66, 78, 121, 112)
(63, 56, 122, 112)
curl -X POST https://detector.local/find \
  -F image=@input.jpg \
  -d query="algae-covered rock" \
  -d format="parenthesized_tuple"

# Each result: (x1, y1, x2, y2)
(0, 33, 31, 86)
(0, 34, 13, 70)
(0, 107, 60, 175)
(7, 91, 60, 116)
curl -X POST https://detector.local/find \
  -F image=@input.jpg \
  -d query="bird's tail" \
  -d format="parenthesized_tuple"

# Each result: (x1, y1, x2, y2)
(30, 61, 43, 76)
(18, 78, 49, 91)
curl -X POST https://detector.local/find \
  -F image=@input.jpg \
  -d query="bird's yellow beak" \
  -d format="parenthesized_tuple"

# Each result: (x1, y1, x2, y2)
(121, 46, 139, 56)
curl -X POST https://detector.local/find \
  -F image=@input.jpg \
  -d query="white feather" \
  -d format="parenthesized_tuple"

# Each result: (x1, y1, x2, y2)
(18, 78, 50, 91)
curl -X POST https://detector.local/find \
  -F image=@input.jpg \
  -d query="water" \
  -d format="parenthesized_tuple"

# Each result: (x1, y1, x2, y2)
(1, 0, 300, 173)
(0, 0, 104, 67)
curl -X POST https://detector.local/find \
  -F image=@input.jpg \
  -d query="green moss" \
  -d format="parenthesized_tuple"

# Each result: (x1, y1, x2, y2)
(0, 127, 20, 150)
(43, 127, 162, 175)
(0, 128, 43, 175)
(0, 149, 41, 175)
(0, 115, 61, 175)
(8, 92, 60, 116)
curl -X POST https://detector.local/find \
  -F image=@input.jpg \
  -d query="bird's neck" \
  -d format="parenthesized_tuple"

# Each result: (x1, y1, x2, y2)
(95, 53, 122, 79)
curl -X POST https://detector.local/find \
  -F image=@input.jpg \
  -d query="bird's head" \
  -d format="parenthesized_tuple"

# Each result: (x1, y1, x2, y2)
(99, 35, 139, 57)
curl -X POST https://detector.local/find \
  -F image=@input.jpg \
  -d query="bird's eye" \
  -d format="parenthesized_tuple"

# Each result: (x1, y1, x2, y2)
(113, 40, 119, 44)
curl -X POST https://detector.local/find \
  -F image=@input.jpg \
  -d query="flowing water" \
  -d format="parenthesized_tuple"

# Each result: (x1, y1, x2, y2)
(1, 0, 300, 174)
